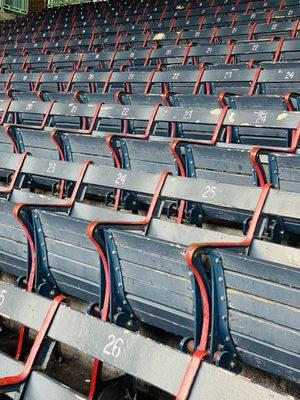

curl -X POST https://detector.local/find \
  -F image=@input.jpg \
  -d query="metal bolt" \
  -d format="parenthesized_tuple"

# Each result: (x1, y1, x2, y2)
(218, 276, 223, 282)
(112, 250, 116, 255)
(225, 336, 230, 342)
(118, 282, 122, 287)
(220, 296, 225, 301)
(215, 257, 219, 263)
(222, 315, 227, 321)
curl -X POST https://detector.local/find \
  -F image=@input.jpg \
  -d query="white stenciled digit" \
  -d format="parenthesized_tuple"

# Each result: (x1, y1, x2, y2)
(224, 71, 232, 79)
(26, 103, 33, 111)
(0, 289, 7, 306)
(103, 334, 124, 358)
(47, 162, 56, 174)
(121, 107, 129, 116)
(115, 173, 127, 185)
(255, 111, 268, 124)
(172, 72, 180, 80)
(70, 104, 78, 113)
(202, 186, 216, 199)
(183, 109, 193, 120)
(284, 71, 295, 80)
(251, 44, 259, 51)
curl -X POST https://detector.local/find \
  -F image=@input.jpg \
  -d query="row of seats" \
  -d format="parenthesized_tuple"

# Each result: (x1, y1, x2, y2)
(0, 150, 299, 392)
(0, 1, 299, 399)
(1, 18, 300, 51)
(2, 0, 300, 36)
(1, 66, 300, 102)
(0, 99, 298, 150)
(2, 38, 300, 72)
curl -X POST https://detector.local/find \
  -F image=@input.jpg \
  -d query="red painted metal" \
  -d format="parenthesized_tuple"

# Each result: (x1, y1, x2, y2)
(0, 295, 65, 389)
(86, 170, 170, 400)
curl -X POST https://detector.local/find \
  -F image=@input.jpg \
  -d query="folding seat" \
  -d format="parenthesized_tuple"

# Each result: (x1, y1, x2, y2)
(257, 67, 300, 104)
(268, 147, 300, 193)
(51, 53, 83, 72)
(81, 51, 116, 71)
(146, 31, 180, 47)
(230, 40, 282, 64)
(5, 43, 26, 56)
(215, 24, 253, 43)
(250, 0, 282, 11)
(34, 72, 75, 101)
(68, 70, 111, 95)
(252, 20, 299, 40)
(145, 19, 174, 33)
(0, 55, 26, 73)
(103, 70, 152, 95)
(172, 16, 203, 31)
(24, 41, 46, 55)
(235, 11, 271, 25)
(50, 28, 72, 42)
(229, 94, 291, 111)
(146, 68, 201, 95)
(171, 93, 223, 108)
(178, 143, 259, 186)
(93, 103, 157, 136)
(0, 281, 290, 400)
(200, 67, 261, 95)
(209, 240, 300, 384)
(44, 39, 69, 55)
(0, 74, 11, 93)
(217, 2, 249, 14)
(185, 43, 232, 65)
(146, 45, 188, 68)
(103, 172, 299, 347)
(280, 38, 300, 61)
(225, 108, 300, 147)
(92, 25, 121, 38)
(24, 54, 54, 72)
(150, 104, 227, 140)
(201, 14, 234, 29)
(70, 26, 95, 39)
(7, 72, 40, 100)
(272, 5, 300, 21)
(5, 101, 99, 167)
(117, 33, 148, 48)
(66, 38, 93, 53)
(176, 28, 215, 45)
(110, 48, 152, 68)
(91, 36, 121, 51)
(33, 30, 53, 43)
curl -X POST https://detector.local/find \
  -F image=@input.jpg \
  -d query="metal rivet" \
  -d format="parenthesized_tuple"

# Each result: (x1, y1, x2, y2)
(220, 296, 225, 301)
(218, 276, 223, 282)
